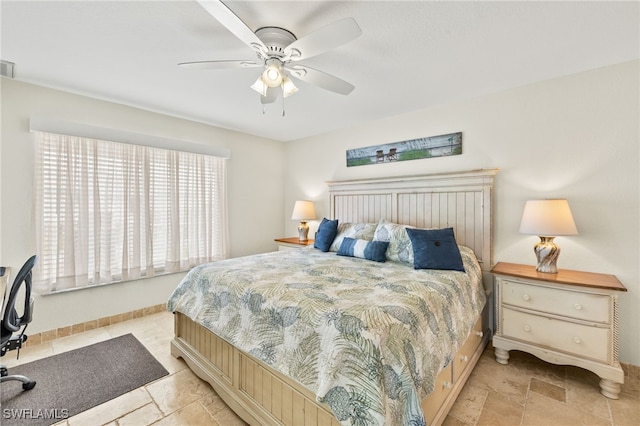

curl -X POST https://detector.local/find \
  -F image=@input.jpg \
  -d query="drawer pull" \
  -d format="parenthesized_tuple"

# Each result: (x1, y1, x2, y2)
(573, 336, 582, 344)
(460, 355, 469, 363)
(523, 324, 531, 332)
(522, 294, 531, 301)
(475, 331, 484, 338)
(573, 303, 583, 310)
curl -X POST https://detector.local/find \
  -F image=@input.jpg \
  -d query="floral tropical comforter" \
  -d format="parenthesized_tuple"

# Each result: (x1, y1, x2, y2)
(167, 246, 485, 426)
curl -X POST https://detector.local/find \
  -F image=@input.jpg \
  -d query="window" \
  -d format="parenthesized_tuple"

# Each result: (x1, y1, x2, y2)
(34, 131, 229, 293)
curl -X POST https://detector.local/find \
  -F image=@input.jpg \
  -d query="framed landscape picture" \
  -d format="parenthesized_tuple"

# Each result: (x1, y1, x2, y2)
(346, 131, 462, 167)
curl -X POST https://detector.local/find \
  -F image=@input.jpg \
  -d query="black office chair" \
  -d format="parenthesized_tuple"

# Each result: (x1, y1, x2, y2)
(0, 255, 37, 390)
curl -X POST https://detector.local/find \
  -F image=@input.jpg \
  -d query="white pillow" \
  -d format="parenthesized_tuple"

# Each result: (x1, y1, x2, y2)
(373, 219, 415, 264)
(329, 222, 377, 252)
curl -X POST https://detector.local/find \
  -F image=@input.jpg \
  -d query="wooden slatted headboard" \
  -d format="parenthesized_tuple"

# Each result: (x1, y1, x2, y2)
(327, 169, 498, 272)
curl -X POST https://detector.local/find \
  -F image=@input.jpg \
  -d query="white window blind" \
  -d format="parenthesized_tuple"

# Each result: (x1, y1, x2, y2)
(34, 131, 229, 293)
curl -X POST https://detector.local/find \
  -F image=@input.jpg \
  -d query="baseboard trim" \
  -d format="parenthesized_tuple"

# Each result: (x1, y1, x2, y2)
(24, 304, 166, 346)
(621, 361, 640, 380)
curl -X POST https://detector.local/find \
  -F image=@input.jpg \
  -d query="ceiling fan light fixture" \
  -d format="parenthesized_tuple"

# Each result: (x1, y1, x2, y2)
(282, 76, 298, 98)
(184, 3, 362, 104)
(250, 76, 268, 96)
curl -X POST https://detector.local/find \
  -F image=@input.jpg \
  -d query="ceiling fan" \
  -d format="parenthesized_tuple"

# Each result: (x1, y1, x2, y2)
(179, 0, 362, 105)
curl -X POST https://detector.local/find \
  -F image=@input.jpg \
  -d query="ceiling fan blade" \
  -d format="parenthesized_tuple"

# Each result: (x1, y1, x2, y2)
(197, 0, 267, 55)
(261, 88, 278, 104)
(286, 65, 355, 95)
(285, 17, 362, 61)
(178, 60, 260, 70)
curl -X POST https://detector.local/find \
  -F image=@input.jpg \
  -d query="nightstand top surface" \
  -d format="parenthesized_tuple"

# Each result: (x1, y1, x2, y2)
(274, 237, 314, 246)
(492, 262, 627, 292)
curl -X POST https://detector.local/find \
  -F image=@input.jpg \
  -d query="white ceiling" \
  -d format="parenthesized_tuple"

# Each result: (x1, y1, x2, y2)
(2, 1, 638, 142)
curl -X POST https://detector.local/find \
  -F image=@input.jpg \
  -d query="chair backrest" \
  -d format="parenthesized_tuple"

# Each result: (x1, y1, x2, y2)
(2, 255, 37, 336)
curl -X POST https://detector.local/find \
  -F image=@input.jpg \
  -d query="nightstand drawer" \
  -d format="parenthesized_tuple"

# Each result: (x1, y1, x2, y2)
(502, 308, 609, 362)
(500, 279, 610, 323)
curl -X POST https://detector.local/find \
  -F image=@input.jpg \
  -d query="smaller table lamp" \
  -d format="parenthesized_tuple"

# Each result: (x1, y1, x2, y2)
(291, 200, 317, 241)
(519, 199, 578, 273)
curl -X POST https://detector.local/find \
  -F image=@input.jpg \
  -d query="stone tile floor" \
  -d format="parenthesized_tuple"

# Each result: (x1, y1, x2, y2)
(444, 345, 639, 426)
(2, 311, 638, 425)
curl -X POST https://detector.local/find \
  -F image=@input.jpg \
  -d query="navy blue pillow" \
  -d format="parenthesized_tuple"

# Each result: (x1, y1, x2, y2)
(337, 237, 389, 262)
(314, 218, 338, 252)
(405, 227, 465, 271)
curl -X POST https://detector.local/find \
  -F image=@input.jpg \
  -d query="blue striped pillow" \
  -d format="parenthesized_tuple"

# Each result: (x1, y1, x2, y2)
(337, 237, 389, 262)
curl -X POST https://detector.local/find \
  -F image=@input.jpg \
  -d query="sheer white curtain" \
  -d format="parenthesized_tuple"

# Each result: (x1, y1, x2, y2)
(34, 131, 229, 293)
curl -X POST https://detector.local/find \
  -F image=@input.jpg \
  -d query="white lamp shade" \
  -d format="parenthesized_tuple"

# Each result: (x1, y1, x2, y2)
(291, 200, 317, 220)
(519, 199, 578, 236)
(250, 76, 268, 96)
(282, 76, 298, 98)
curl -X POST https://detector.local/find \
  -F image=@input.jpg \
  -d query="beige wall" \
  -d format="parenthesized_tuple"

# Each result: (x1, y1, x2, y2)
(2, 60, 638, 366)
(0, 79, 286, 334)
(284, 60, 640, 365)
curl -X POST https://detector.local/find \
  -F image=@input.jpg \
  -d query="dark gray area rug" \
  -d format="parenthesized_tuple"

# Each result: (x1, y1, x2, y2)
(0, 333, 169, 426)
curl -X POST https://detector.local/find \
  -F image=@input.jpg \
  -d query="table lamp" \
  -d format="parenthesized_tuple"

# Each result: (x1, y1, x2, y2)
(291, 200, 316, 241)
(519, 199, 578, 273)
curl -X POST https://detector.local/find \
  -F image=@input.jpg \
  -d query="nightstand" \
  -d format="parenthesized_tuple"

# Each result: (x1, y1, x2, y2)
(491, 262, 627, 399)
(274, 237, 314, 251)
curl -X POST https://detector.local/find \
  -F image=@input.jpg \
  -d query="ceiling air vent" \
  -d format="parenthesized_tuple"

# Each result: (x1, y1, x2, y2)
(1, 60, 15, 78)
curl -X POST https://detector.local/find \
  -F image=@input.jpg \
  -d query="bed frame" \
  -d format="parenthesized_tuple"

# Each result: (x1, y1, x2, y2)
(171, 169, 498, 425)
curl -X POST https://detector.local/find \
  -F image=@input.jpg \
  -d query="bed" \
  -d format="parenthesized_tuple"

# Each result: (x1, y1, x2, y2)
(168, 169, 498, 426)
